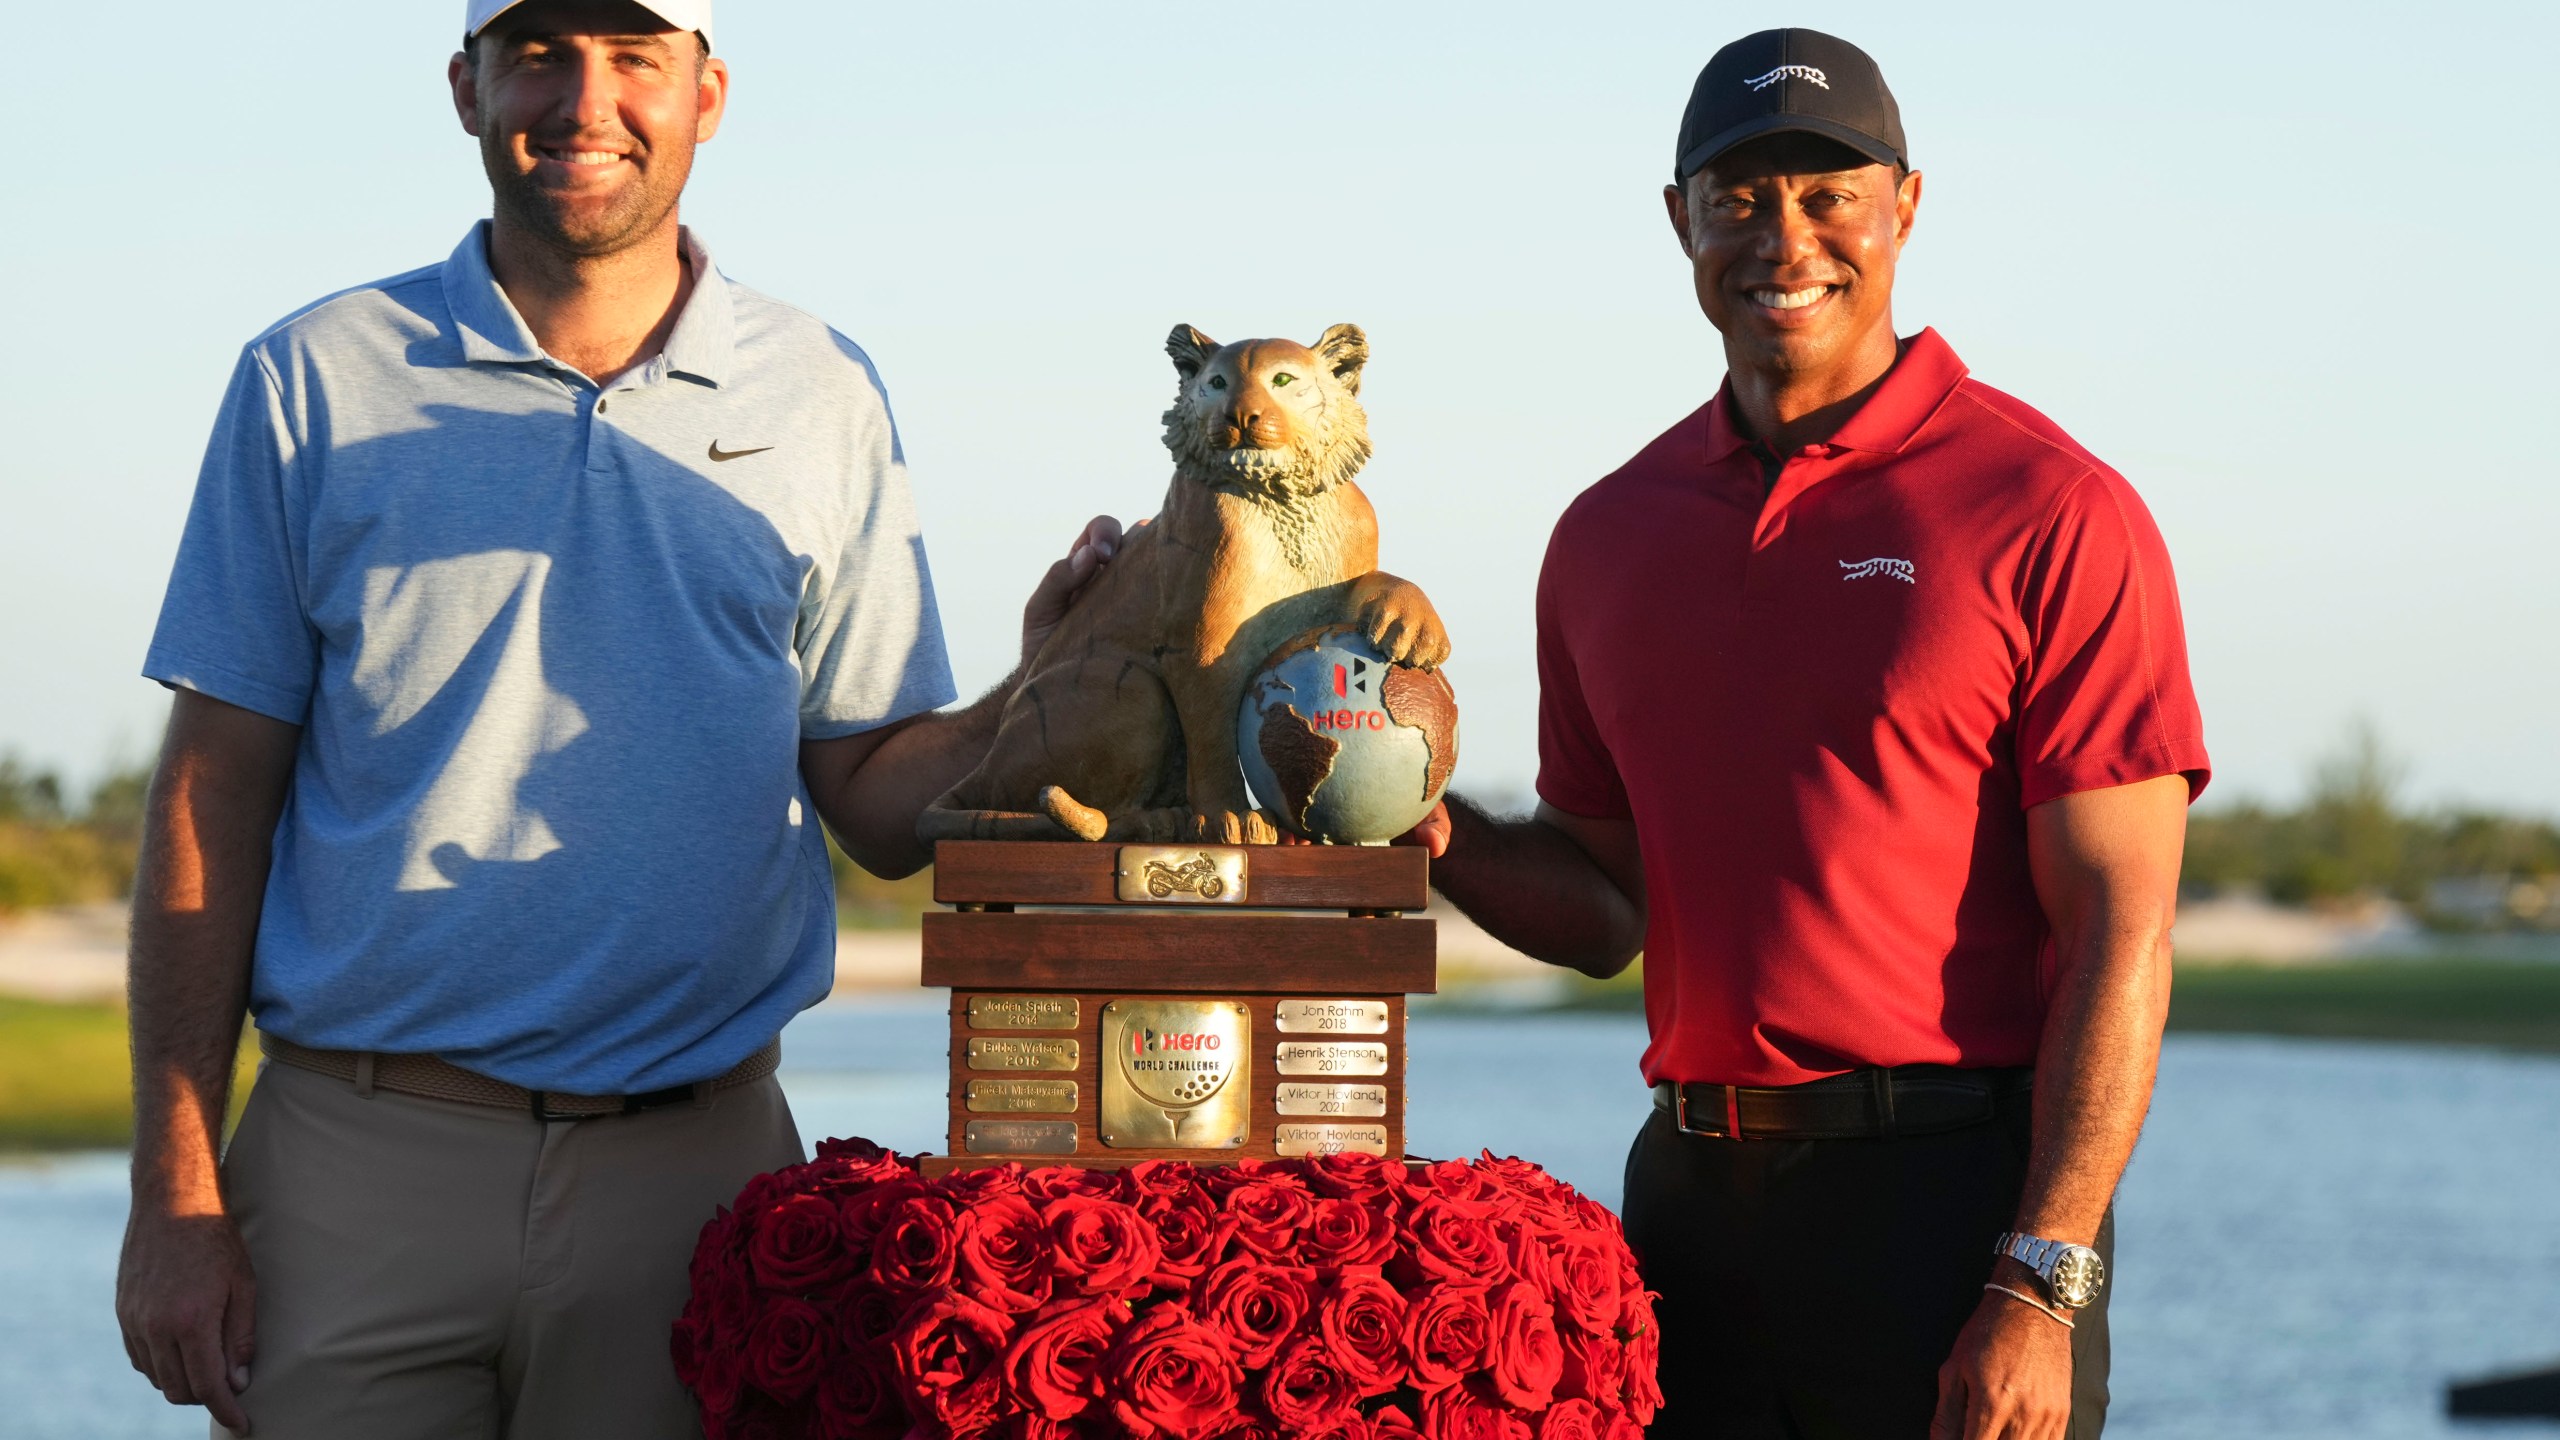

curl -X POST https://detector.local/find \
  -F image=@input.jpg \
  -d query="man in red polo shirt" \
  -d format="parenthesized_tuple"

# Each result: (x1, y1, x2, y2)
(1414, 28, 2206, 1440)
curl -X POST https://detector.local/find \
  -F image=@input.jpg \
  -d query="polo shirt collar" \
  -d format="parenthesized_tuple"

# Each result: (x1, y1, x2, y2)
(1698, 327, 1970, 463)
(440, 220, 736, 387)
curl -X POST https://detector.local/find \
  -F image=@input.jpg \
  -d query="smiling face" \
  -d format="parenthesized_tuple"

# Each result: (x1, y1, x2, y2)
(450, 0, 728, 258)
(1666, 132, 1920, 384)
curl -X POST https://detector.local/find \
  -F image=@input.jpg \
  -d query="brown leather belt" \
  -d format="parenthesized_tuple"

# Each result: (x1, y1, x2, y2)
(260, 1033, 783, 1121)
(1653, 1065, 2031, 1141)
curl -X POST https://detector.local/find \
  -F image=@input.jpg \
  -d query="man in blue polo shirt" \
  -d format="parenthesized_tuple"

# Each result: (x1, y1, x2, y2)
(112, 2, 1117, 1434)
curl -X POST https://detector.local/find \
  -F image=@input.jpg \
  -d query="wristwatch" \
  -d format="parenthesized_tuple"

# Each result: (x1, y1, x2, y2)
(1994, 1232, 2106, 1310)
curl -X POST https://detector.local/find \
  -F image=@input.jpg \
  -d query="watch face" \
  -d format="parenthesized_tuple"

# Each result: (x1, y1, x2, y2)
(2050, 1247, 2106, 1309)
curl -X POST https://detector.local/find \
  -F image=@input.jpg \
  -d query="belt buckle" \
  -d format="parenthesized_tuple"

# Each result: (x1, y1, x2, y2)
(528, 1090, 597, 1123)
(1673, 1083, 1745, 1140)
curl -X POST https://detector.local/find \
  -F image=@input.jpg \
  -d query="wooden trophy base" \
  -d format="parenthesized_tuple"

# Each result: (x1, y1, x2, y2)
(915, 841, 1434, 1176)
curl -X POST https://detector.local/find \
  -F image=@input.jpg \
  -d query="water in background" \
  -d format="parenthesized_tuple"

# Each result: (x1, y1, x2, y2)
(7, 1007, 2558, 1439)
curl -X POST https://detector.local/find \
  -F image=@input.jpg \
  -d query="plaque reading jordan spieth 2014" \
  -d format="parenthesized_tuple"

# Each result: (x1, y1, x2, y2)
(1274, 1040, 1390, 1076)
(966, 1037, 1079, 1072)
(966, 1079, 1079, 1113)
(966, 995, 1079, 1030)
(1274, 1123, 1390, 1157)
(1273, 1081, 1389, 1117)
(965, 1119, 1080, 1155)
(1274, 999, 1390, 1034)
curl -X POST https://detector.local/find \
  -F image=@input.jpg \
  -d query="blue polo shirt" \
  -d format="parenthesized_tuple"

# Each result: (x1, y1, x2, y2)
(145, 224, 956, 1093)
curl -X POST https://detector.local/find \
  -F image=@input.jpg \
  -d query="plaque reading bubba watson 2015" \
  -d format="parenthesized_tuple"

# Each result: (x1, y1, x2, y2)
(1274, 1123, 1390, 1157)
(965, 1037, 1079, 1072)
(967, 995, 1079, 1030)
(966, 1079, 1078, 1113)
(965, 1119, 1080, 1155)
(1274, 1040, 1389, 1076)
(1099, 1000, 1251, 1149)
(1273, 1081, 1388, 1117)
(1274, 999, 1390, 1034)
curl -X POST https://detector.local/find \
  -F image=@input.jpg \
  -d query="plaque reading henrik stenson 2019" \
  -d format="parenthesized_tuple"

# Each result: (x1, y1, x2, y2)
(920, 840, 1435, 1171)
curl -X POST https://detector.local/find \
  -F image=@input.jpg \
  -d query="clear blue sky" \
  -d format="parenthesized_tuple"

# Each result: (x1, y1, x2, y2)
(4, 0, 2554, 813)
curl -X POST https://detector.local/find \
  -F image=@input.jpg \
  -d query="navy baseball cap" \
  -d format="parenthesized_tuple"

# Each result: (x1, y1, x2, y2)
(1674, 29, 1907, 182)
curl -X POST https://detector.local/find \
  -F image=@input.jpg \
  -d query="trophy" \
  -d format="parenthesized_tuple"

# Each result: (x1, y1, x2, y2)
(913, 321, 1455, 1175)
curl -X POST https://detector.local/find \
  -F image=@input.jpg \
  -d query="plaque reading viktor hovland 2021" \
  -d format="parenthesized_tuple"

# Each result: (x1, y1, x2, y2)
(1100, 999, 1251, 1148)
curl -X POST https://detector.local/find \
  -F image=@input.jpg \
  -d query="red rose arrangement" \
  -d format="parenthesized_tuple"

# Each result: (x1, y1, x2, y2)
(674, 1139, 1663, 1440)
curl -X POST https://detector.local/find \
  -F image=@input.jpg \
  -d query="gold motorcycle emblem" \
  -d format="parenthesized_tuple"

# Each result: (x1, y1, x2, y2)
(1144, 854, 1227, 899)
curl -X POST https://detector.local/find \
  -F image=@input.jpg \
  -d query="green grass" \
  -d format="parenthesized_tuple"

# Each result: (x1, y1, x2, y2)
(2168, 959, 2560, 1053)
(1537, 956, 2560, 1055)
(0, 997, 256, 1151)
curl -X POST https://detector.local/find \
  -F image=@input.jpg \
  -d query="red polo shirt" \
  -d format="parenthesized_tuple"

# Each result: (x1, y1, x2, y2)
(1536, 329, 2208, 1088)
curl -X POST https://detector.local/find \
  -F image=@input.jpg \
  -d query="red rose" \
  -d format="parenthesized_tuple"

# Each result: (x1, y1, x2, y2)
(1603, 1414, 1644, 1440)
(996, 1415, 1083, 1440)
(999, 1297, 1125, 1422)
(709, 1396, 793, 1440)
(1316, 1272, 1410, 1394)
(1140, 1186, 1236, 1291)
(1122, 1159, 1203, 1201)
(743, 1294, 830, 1402)
(1371, 1404, 1427, 1439)
(1488, 1281, 1565, 1411)
(1222, 1172, 1316, 1259)
(1199, 1156, 1282, 1198)
(1024, 1165, 1129, 1203)
(748, 1192, 854, 1294)
(1302, 1195, 1398, 1271)
(837, 1279, 908, 1347)
(1105, 1307, 1245, 1440)
(1401, 1198, 1513, 1288)
(1619, 1292, 1662, 1426)
(1556, 1331, 1626, 1405)
(1421, 1385, 1532, 1440)
(941, 1161, 1028, 1203)
(1042, 1195, 1163, 1298)
(1535, 1398, 1604, 1440)
(1403, 1282, 1494, 1390)
(1403, 1159, 1503, 1212)
(1194, 1256, 1317, 1367)
(1539, 1233, 1623, 1338)
(1260, 1334, 1360, 1430)
(691, 1256, 756, 1352)
(838, 1176, 929, 1260)
(684, 1325, 746, 1419)
(1209, 1417, 1284, 1440)
(957, 1195, 1055, 1314)
(812, 1136, 921, 1192)
(871, 1193, 962, 1292)
(892, 1292, 1015, 1434)
(815, 1350, 908, 1440)
(1301, 1151, 1409, 1204)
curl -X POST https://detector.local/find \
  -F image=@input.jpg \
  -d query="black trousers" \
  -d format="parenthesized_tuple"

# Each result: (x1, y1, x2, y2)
(1621, 1087, 2112, 1439)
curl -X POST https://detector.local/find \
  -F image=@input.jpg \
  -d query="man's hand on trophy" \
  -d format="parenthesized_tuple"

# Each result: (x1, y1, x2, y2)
(1020, 515, 1125, 670)
(1348, 570, 1451, 670)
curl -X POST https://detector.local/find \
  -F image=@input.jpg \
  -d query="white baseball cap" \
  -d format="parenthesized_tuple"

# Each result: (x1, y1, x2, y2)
(465, 0, 714, 54)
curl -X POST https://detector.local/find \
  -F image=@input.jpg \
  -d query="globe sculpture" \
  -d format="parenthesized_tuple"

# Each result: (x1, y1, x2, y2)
(1237, 626, 1458, 843)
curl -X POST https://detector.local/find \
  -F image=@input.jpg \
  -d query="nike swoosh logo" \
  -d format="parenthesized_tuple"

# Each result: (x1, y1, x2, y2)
(708, 441, 773, 462)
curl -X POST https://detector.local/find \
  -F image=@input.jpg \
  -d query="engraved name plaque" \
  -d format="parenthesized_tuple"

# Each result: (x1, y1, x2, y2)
(1274, 1123, 1390, 1157)
(967, 995, 1079, 1030)
(965, 1119, 1080, 1155)
(1273, 1082, 1389, 1117)
(1115, 846, 1248, 905)
(1274, 999, 1390, 1035)
(1099, 1000, 1251, 1148)
(965, 1037, 1079, 1072)
(966, 1079, 1079, 1113)
(1274, 1040, 1390, 1077)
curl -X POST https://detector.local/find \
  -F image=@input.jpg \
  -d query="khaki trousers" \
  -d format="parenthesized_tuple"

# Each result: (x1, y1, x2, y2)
(217, 1057, 803, 1439)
